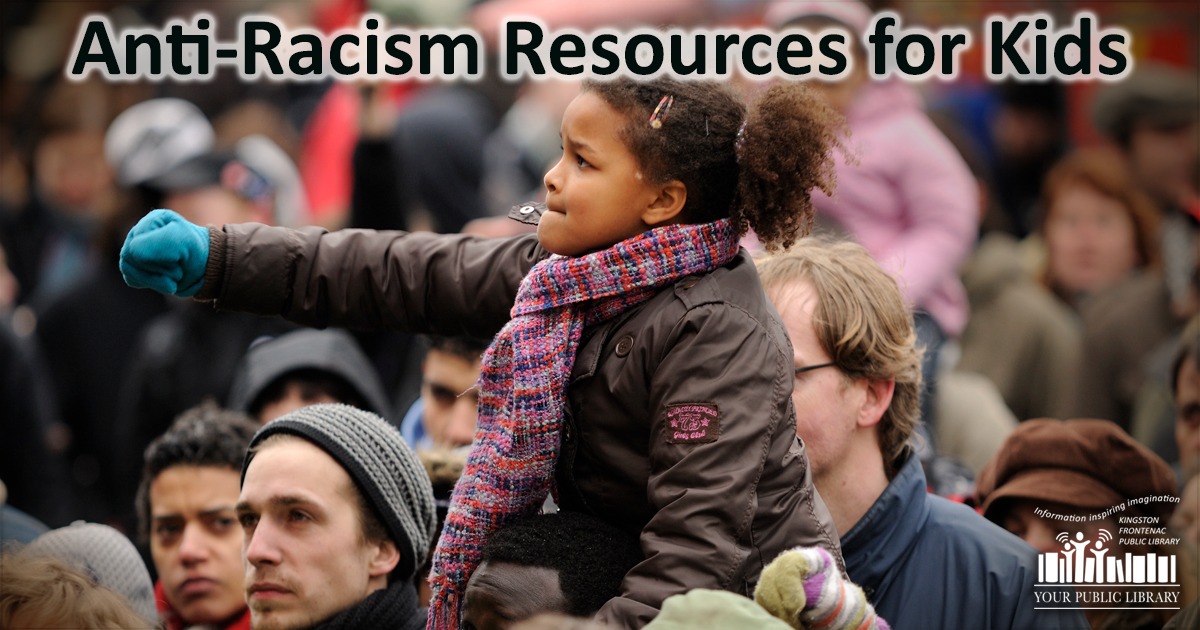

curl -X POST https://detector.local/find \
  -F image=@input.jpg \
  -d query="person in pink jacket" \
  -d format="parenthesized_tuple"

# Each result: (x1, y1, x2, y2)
(767, 1, 979, 446)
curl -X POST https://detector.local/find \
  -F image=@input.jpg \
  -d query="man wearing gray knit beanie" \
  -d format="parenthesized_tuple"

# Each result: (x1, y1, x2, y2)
(236, 403, 437, 630)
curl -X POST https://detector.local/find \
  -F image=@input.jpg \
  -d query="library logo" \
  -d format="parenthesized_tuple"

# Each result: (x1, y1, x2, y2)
(1032, 511, 1182, 610)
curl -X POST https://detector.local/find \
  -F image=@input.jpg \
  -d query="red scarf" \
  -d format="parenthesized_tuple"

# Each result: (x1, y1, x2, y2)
(155, 580, 252, 630)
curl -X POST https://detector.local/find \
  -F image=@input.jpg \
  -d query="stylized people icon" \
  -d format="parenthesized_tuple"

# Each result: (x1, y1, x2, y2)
(1062, 531, 1091, 582)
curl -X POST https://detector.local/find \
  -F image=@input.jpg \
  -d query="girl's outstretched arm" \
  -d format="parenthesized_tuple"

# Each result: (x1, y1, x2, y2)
(199, 223, 545, 338)
(121, 209, 546, 338)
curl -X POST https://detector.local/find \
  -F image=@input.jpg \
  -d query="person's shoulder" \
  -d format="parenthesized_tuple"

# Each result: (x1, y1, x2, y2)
(640, 252, 788, 352)
(923, 495, 1039, 568)
(916, 497, 1047, 618)
(666, 254, 786, 336)
(1082, 270, 1168, 324)
(670, 251, 768, 311)
(873, 105, 940, 140)
(858, 88, 940, 141)
(892, 492, 1088, 629)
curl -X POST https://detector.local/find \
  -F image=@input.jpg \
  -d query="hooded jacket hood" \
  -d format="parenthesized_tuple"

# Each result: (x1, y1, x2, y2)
(227, 329, 394, 423)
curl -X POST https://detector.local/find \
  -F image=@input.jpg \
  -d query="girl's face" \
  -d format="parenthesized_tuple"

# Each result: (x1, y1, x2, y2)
(1045, 182, 1139, 297)
(538, 91, 665, 256)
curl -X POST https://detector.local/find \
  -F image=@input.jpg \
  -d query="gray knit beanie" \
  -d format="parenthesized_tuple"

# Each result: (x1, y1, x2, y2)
(22, 522, 158, 624)
(242, 403, 437, 583)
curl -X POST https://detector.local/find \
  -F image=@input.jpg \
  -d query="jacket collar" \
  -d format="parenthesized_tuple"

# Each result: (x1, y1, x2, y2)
(838, 450, 930, 595)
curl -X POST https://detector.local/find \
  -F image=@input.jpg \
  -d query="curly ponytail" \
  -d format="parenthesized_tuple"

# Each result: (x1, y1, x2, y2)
(736, 84, 843, 251)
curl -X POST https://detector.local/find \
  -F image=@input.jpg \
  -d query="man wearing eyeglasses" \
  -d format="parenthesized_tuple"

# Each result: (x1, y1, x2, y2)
(756, 239, 1087, 630)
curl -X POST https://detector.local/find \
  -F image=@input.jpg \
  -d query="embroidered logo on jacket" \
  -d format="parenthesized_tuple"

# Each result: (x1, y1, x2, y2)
(665, 403, 720, 444)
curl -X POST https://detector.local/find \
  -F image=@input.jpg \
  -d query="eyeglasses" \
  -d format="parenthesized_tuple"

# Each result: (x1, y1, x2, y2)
(795, 362, 837, 376)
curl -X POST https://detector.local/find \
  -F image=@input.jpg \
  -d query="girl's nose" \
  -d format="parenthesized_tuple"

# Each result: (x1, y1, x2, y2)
(544, 159, 562, 194)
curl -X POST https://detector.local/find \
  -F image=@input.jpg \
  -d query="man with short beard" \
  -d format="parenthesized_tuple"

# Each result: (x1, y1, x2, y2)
(236, 404, 436, 629)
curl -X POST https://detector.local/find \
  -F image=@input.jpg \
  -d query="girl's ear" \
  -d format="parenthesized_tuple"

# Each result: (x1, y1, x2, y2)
(641, 180, 688, 227)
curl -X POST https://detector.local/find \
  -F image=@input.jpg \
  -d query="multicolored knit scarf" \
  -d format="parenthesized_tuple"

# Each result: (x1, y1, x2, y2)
(427, 218, 739, 629)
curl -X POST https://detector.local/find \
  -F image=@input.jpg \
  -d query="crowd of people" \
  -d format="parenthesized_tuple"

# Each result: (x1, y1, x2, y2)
(1, 1, 1197, 629)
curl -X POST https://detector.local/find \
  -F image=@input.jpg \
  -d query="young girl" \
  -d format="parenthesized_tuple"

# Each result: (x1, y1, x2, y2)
(120, 77, 844, 629)
(769, 1, 979, 446)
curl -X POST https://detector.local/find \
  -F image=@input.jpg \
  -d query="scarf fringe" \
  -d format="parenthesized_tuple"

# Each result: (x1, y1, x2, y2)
(429, 580, 460, 630)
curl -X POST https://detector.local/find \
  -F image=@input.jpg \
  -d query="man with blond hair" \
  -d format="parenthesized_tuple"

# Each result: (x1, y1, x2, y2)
(757, 239, 1086, 629)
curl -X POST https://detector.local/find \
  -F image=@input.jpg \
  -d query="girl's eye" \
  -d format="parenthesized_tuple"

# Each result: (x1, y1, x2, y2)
(576, 155, 590, 168)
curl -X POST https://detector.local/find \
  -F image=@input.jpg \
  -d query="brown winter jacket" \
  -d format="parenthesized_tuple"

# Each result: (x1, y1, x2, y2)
(195, 212, 842, 629)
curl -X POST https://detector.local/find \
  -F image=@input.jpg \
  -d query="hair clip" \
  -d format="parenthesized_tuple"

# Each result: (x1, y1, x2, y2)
(649, 95, 675, 129)
(735, 120, 748, 153)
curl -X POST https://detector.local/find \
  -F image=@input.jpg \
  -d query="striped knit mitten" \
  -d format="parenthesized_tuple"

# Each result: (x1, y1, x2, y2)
(755, 546, 890, 630)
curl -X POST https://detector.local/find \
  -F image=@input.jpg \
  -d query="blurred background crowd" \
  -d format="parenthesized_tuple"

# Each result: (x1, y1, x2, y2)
(0, 0, 1196, 627)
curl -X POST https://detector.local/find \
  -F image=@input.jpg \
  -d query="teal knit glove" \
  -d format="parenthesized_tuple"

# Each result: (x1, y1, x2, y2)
(119, 209, 210, 297)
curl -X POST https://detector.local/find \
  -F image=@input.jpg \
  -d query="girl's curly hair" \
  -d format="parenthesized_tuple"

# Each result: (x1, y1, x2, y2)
(584, 78, 843, 251)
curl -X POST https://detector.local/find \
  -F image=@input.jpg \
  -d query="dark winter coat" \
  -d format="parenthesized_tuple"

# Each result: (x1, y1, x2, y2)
(842, 451, 1090, 629)
(195, 208, 842, 629)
